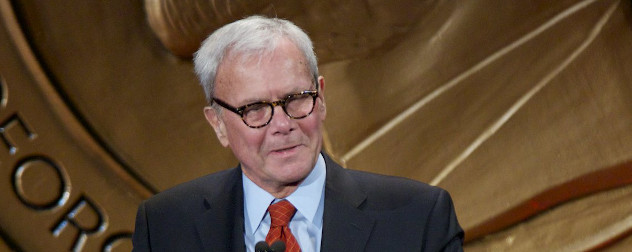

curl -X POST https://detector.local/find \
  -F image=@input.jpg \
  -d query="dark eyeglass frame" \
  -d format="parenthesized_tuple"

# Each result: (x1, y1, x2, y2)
(211, 90, 319, 128)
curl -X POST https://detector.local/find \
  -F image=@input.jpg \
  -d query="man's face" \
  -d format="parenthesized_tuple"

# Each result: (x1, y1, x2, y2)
(204, 38, 326, 193)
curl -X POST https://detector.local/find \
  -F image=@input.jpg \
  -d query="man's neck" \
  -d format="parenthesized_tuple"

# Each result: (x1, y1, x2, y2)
(242, 173, 303, 199)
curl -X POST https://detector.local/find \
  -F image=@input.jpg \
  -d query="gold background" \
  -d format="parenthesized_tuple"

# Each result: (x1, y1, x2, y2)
(1, 0, 631, 251)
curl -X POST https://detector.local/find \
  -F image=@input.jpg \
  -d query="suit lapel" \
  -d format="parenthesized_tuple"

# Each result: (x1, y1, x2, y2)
(192, 155, 376, 251)
(195, 167, 246, 252)
(321, 154, 376, 252)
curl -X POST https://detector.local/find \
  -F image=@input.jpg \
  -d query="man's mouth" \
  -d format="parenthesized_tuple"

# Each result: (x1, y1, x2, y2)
(271, 145, 300, 154)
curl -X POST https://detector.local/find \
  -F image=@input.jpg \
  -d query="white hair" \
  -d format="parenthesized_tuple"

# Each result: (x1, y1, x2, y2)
(193, 16, 319, 103)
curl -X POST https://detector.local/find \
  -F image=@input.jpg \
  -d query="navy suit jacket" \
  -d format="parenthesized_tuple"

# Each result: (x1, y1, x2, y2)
(132, 154, 464, 251)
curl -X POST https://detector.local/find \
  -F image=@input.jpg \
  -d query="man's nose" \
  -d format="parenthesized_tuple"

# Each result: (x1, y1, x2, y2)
(269, 105, 294, 133)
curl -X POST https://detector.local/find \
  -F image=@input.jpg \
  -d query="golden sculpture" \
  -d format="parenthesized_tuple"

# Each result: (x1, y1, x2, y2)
(0, 0, 631, 250)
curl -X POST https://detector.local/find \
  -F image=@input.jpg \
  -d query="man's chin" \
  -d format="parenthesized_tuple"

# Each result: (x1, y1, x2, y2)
(264, 148, 318, 178)
(270, 161, 314, 181)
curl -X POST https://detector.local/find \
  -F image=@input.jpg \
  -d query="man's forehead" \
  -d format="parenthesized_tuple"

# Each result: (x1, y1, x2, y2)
(214, 55, 312, 103)
(217, 47, 310, 81)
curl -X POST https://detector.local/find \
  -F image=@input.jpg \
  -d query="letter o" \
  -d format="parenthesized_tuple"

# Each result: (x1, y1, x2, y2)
(12, 155, 70, 210)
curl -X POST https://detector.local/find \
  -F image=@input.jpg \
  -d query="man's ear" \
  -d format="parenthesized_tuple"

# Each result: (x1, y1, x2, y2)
(317, 76, 326, 118)
(204, 107, 230, 147)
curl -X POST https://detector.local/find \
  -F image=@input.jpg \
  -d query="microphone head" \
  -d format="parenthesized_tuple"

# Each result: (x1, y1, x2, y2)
(270, 240, 286, 252)
(255, 241, 270, 252)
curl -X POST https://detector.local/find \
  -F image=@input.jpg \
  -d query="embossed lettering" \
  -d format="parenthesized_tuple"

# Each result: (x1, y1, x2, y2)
(0, 113, 36, 154)
(101, 232, 133, 252)
(51, 195, 107, 252)
(0, 76, 7, 108)
(12, 155, 69, 210)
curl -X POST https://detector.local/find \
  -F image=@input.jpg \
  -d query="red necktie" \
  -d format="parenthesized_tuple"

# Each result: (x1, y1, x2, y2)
(265, 200, 301, 252)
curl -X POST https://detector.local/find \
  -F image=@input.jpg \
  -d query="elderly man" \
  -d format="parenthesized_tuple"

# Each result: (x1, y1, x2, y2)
(132, 16, 463, 252)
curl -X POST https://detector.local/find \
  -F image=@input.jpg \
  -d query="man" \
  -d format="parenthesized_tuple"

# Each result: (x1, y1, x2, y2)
(132, 16, 463, 252)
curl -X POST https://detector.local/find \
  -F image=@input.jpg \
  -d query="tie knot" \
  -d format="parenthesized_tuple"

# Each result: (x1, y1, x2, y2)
(268, 200, 296, 227)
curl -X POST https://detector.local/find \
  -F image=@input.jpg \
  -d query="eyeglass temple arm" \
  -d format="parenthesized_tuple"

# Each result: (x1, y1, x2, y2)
(211, 98, 242, 115)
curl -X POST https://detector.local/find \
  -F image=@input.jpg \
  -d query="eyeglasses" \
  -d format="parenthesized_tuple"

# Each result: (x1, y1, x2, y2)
(212, 90, 319, 128)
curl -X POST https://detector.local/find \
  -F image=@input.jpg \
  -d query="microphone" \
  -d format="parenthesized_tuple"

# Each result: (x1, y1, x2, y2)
(254, 240, 286, 252)
(270, 240, 286, 252)
(255, 241, 270, 252)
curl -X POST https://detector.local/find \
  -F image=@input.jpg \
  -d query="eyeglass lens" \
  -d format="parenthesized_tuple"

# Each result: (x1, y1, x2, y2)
(243, 92, 315, 127)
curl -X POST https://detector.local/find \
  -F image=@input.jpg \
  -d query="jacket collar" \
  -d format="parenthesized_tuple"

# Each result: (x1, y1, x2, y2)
(321, 154, 376, 251)
(193, 154, 376, 252)
(195, 166, 246, 252)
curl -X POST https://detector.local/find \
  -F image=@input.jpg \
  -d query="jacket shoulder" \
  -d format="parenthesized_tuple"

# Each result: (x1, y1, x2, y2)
(345, 169, 445, 208)
(141, 167, 240, 212)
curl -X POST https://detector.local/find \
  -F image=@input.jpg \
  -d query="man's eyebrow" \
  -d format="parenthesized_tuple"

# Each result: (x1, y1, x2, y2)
(288, 82, 318, 94)
(238, 93, 291, 106)
(238, 97, 268, 106)
(283, 88, 308, 96)
(235, 83, 316, 105)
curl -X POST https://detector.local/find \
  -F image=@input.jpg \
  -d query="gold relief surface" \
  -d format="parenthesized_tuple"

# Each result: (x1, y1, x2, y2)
(0, 1, 145, 251)
(0, 0, 631, 251)
(8, 0, 237, 192)
(465, 183, 632, 251)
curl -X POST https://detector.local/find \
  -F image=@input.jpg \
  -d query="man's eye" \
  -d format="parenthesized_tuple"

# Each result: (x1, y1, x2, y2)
(243, 103, 268, 114)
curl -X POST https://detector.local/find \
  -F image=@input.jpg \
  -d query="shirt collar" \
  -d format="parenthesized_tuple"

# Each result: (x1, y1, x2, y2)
(243, 153, 326, 235)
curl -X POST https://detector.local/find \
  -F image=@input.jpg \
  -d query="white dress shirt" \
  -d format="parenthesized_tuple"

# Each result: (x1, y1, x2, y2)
(243, 154, 326, 252)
